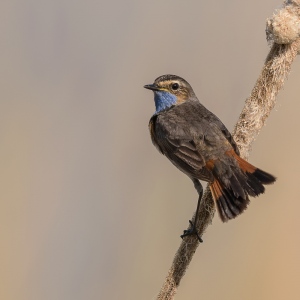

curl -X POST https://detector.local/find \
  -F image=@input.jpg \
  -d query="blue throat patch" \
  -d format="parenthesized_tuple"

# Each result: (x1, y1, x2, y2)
(154, 91, 177, 113)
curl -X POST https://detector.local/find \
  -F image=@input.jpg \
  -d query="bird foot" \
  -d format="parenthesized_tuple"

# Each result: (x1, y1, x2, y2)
(180, 220, 203, 243)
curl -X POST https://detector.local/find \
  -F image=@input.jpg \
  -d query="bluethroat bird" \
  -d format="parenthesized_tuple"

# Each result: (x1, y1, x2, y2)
(144, 74, 276, 242)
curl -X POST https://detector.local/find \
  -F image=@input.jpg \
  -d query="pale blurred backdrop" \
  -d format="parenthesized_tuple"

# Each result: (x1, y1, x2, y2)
(1, 1, 300, 299)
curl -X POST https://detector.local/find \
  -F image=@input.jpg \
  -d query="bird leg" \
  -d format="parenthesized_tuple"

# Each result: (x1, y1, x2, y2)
(180, 195, 203, 242)
(180, 178, 203, 243)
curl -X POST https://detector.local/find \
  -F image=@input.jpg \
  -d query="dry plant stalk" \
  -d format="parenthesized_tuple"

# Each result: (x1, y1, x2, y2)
(156, 1, 300, 299)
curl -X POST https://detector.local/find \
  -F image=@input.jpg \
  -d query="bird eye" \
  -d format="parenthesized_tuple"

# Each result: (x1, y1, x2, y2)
(171, 83, 179, 90)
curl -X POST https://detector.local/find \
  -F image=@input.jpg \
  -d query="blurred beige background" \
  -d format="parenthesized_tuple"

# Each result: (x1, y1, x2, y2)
(1, 0, 299, 299)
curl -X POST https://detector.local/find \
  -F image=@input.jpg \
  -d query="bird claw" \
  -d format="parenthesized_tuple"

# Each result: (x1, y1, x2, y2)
(180, 220, 203, 243)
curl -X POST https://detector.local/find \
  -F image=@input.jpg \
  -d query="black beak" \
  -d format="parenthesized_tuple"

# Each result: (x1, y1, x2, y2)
(144, 84, 160, 91)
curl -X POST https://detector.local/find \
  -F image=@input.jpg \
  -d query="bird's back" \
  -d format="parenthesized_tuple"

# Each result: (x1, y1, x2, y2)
(150, 98, 236, 158)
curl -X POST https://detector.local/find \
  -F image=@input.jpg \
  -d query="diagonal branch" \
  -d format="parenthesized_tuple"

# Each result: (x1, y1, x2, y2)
(156, 2, 300, 299)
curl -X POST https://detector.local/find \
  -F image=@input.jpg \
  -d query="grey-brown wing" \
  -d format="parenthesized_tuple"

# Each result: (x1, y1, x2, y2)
(163, 137, 214, 181)
(204, 112, 240, 155)
(150, 115, 213, 181)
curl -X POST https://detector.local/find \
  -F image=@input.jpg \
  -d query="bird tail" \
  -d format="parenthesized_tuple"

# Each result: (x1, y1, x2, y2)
(209, 151, 276, 222)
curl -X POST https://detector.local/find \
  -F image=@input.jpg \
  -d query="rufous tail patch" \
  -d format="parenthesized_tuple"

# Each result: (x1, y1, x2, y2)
(226, 149, 256, 173)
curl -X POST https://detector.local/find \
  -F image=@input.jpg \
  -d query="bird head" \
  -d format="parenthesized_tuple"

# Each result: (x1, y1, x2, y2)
(144, 74, 195, 114)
